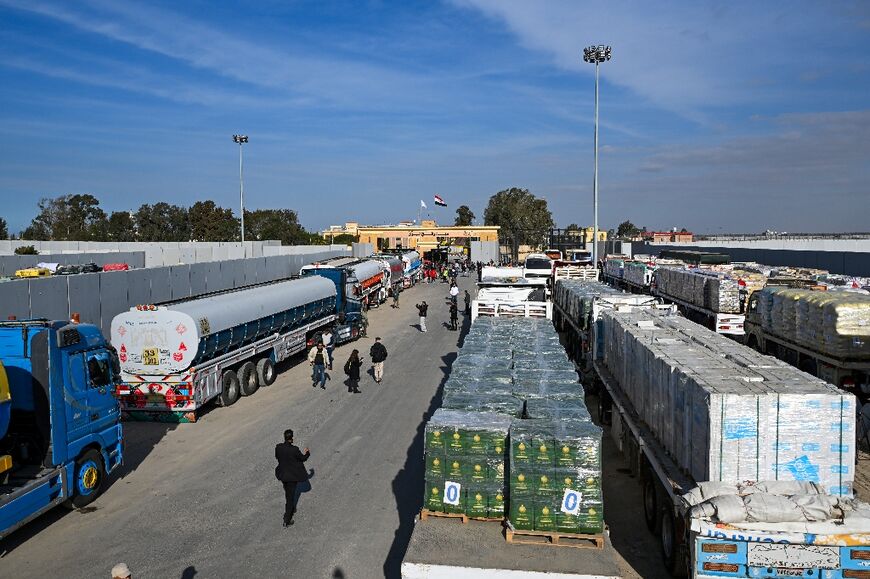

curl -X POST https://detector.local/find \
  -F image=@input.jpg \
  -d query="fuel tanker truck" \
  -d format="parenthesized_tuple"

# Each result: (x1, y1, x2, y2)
(299, 257, 388, 308)
(111, 274, 362, 422)
(371, 253, 404, 296)
(400, 250, 423, 287)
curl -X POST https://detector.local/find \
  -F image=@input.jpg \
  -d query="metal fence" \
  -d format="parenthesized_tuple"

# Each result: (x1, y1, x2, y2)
(0, 250, 346, 337)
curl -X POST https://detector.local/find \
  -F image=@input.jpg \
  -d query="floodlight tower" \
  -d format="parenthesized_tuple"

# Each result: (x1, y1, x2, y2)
(582, 44, 611, 266)
(233, 134, 249, 242)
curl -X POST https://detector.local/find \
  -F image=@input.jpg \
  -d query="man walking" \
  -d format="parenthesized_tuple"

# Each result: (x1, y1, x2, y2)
(275, 429, 310, 527)
(449, 301, 459, 331)
(370, 337, 388, 383)
(464, 290, 471, 316)
(392, 285, 400, 308)
(308, 342, 328, 389)
(449, 282, 459, 305)
(416, 300, 428, 332)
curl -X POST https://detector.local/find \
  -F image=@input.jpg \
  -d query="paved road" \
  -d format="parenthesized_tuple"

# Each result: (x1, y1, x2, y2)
(2, 279, 466, 578)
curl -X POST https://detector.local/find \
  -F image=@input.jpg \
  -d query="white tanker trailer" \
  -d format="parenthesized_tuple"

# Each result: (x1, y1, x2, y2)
(111, 274, 362, 422)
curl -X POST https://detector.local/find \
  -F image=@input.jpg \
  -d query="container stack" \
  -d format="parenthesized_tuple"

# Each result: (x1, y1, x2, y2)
(601, 308, 856, 496)
(655, 267, 765, 313)
(758, 287, 870, 359)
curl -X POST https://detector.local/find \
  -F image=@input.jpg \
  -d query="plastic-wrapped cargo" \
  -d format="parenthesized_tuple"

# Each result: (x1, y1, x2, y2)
(758, 286, 870, 359)
(601, 308, 855, 495)
(441, 391, 524, 417)
(509, 419, 603, 533)
(624, 261, 654, 289)
(524, 398, 592, 421)
(423, 409, 511, 517)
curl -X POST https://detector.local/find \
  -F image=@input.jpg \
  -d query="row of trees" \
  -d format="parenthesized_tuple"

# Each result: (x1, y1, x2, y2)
(10, 194, 323, 245)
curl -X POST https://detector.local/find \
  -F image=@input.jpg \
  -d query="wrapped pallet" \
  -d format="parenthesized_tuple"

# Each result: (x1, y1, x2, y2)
(601, 309, 855, 496)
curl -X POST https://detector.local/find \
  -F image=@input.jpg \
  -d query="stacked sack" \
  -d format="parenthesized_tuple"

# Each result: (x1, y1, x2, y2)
(758, 287, 870, 359)
(509, 419, 603, 533)
(424, 409, 511, 519)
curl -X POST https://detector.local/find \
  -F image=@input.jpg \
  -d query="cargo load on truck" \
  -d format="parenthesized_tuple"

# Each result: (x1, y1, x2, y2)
(600, 308, 855, 496)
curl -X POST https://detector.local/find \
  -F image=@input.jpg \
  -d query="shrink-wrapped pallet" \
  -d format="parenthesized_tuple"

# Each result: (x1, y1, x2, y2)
(601, 309, 855, 495)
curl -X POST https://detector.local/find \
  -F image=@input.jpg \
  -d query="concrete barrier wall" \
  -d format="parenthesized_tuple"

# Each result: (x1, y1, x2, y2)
(0, 252, 146, 276)
(0, 241, 348, 268)
(638, 243, 870, 277)
(0, 249, 348, 337)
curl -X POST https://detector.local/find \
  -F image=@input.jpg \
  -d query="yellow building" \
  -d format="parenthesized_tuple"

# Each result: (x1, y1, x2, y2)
(357, 220, 500, 254)
(321, 221, 359, 238)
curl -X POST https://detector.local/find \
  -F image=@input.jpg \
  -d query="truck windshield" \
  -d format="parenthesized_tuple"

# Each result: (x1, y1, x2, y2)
(87, 351, 112, 387)
(525, 258, 551, 270)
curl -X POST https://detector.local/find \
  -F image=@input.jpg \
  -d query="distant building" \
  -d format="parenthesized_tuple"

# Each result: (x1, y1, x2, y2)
(643, 230, 694, 243)
(321, 221, 359, 239)
(357, 220, 499, 254)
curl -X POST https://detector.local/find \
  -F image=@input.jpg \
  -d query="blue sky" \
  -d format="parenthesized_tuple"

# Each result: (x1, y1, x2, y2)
(1, 1, 868, 235)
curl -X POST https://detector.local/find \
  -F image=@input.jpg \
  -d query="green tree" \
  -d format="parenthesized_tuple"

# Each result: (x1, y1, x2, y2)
(0, 217, 7, 239)
(189, 200, 239, 242)
(615, 220, 641, 239)
(454, 205, 475, 226)
(483, 187, 554, 261)
(330, 233, 357, 245)
(134, 203, 190, 242)
(23, 194, 108, 240)
(244, 209, 309, 245)
(106, 211, 137, 242)
(14, 245, 38, 255)
(565, 223, 580, 231)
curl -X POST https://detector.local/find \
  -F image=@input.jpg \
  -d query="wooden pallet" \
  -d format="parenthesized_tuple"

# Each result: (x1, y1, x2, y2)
(504, 525, 604, 549)
(419, 509, 503, 524)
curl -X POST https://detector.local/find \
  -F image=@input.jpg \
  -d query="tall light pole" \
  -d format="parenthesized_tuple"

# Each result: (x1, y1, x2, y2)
(583, 44, 611, 266)
(233, 134, 248, 242)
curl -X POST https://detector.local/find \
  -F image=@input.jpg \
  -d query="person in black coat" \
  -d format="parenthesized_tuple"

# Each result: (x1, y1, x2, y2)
(275, 429, 310, 527)
(344, 349, 363, 393)
(369, 337, 388, 383)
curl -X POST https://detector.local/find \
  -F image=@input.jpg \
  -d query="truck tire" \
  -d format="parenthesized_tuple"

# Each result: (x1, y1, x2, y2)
(239, 361, 259, 396)
(643, 477, 658, 532)
(661, 510, 686, 577)
(257, 357, 277, 387)
(218, 370, 240, 406)
(67, 449, 105, 509)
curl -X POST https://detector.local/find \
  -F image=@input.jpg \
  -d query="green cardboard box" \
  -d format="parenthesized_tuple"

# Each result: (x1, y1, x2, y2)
(443, 486, 466, 515)
(487, 458, 505, 482)
(424, 479, 444, 513)
(466, 431, 487, 455)
(465, 487, 489, 518)
(446, 457, 466, 481)
(425, 452, 445, 479)
(425, 427, 446, 453)
(533, 502, 557, 532)
(532, 439, 555, 466)
(532, 468, 557, 498)
(446, 429, 465, 455)
(489, 488, 506, 518)
(512, 439, 531, 463)
(468, 459, 487, 483)
(510, 467, 533, 496)
(509, 499, 534, 531)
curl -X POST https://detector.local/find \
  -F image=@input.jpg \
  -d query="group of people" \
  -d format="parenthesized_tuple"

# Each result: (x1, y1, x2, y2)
(307, 331, 388, 394)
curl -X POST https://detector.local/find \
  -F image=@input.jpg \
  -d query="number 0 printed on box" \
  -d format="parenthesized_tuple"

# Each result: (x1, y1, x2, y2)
(561, 488, 581, 515)
(443, 481, 461, 505)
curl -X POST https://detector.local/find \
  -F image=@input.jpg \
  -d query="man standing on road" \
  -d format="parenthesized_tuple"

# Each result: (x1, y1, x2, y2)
(449, 282, 459, 305)
(392, 285, 400, 309)
(464, 290, 471, 316)
(275, 429, 310, 527)
(369, 337, 388, 383)
(308, 342, 328, 389)
(416, 300, 428, 332)
(449, 301, 458, 331)
(322, 328, 334, 370)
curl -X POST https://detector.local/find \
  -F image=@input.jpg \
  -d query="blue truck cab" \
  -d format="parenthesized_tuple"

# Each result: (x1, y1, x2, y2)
(301, 268, 365, 344)
(0, 320, 123, 539)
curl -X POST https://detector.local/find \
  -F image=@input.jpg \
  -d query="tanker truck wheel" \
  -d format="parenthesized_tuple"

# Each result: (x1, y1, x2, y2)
(218, 370, 241, 406)
(257, 357, 277, 386)
(239, 361, 259, 396)
(66, 449, 105, 509)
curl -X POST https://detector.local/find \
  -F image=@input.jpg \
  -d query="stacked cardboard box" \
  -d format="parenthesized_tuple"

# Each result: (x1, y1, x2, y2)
(509, 419, 603, 533)
(424, 409, 511, 518)
(601, 308, 855, 495)
(624, 261, 654, 289)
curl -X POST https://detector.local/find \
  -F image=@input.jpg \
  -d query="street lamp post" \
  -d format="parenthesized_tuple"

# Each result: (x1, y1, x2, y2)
(233, 134, 249, 242)
(582, 45, 611, 266)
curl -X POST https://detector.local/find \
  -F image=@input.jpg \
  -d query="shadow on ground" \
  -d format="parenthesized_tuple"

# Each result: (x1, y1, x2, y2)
(382, 323, 468, 578)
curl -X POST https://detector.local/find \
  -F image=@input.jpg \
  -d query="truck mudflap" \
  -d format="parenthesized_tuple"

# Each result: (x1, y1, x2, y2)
(694, 531, 870, 578)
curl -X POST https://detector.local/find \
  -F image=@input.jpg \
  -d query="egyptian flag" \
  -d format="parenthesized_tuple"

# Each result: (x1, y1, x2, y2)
(434, 194, 447, 207)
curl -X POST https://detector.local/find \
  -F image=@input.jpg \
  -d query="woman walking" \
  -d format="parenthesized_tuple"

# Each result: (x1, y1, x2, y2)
(344, 349, 363, 393)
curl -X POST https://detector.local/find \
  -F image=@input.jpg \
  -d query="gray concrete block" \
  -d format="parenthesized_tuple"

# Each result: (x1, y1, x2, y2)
(126, 268, 152, 308)
(98, 271, 129, 337)
(68, 273, 102, 326)
(170, 265, 191, 300)
(29, 276, 70, 321)
(149, 267, 172, 303)
(0, 280, 31, 320)
(189, 263, 208, 296)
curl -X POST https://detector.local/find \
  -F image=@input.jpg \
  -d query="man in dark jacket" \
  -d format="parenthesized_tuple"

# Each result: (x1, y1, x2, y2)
(369, 337, 388, 383)
(275, 429, 310, 527)
(416, 301, 428, 332)
(449, 301, 458, 331)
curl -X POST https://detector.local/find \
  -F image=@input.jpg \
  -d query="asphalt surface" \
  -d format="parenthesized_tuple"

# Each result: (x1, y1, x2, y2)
(1, 279, 469, 578)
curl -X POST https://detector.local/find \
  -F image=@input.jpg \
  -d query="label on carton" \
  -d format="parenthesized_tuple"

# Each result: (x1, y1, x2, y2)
(443, 481, 462, 506)
(561, 488, 582, 515)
